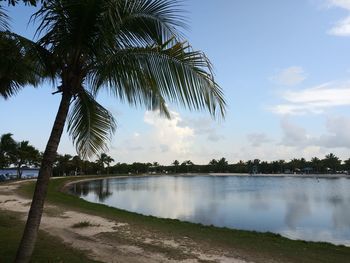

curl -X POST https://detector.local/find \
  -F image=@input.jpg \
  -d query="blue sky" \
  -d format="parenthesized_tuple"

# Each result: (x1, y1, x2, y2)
(1, 0, 350, 164)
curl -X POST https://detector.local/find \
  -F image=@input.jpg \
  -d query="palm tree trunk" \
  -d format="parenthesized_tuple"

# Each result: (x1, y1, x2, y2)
(15, 91, 72, 263)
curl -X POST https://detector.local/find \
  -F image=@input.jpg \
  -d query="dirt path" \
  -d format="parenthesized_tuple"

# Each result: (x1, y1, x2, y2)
(0, 181, 249, 263)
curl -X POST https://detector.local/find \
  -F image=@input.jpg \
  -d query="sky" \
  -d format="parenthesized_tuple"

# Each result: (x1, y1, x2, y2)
(1, 0, 350, 165)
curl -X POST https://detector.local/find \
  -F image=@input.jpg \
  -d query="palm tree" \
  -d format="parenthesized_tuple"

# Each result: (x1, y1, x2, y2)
(54, 154, 73, 176)
(0, 5, 47, 100)
(0, 6, 9, 32)
(3, 1, 225, 261)
(311, 157, 321, 173)
(71, 155, 83, 175)
(172, 160, 179, 173)
(217, 157, 228, 172)
(97, 153, 114, 174)
(12, 140, 40, 178)
(0, 133, 17, 168)
(104, 156, 114, 175)
(323, 153, 341, 173)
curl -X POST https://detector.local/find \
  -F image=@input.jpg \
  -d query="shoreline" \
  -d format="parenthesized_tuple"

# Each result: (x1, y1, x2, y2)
(65, 174, 350, 247)
(61, 172, 350, 180)
(2, 176, 350, 262)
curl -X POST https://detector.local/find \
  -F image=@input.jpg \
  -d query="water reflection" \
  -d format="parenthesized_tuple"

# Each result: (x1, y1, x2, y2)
(69, 175, 350, 245)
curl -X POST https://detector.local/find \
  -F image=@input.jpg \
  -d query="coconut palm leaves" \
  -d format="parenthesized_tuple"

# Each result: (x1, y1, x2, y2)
(0, 6, 9, 31)
(27, 0, 225, 158)
(67, 90, 116, 158)
(92, 39, 225, 119)
(0, 32, 47, 98)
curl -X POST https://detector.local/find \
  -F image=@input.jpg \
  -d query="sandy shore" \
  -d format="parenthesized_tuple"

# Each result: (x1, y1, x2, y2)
(0, 180, 248, 263)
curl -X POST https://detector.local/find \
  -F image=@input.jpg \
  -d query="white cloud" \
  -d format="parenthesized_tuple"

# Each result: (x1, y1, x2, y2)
(328, 16, 350, 35)
(246, 133, 271, 147)
(110, 110, 196, 164)
(327, 0, 350, 36)
(270, 66, 307, 86)
(178, 117, 225, 142)
(280, 118, 311, 146)
(317, 116, 350, 147)
(144, 110, 195, 156)
(279, 116, 350, 149)
(271, 81, 350, 115)
(327, 0, 350, 9)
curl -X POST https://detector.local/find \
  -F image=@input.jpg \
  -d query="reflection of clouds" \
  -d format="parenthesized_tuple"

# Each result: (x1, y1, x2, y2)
(72, 176, 350, 245)
(285, 198, 311, 229)
(192, 201, 219, 225)
(249, 192, 270, 211)
(332, 200, 350, 229)
(106, 177, 196, 219)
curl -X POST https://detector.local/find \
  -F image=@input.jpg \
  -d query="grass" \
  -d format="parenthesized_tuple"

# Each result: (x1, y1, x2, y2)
(0, 210, 99, 263)
(17, 175, 350, 263)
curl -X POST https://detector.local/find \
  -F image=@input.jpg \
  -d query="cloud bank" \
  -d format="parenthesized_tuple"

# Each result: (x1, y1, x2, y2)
(271, 81, 350, 115)
(327, 0, 350, 36)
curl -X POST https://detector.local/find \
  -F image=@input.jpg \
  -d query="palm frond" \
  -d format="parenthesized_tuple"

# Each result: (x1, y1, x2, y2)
(32, 0, 186, 62)
(67, 90, 116, 159)
(0, 31, 55, 99)
(0, 6, 9, 31)
(106, 0, 187, 47)
(0, 33, 39, 98)
(91, 38, 226, 119)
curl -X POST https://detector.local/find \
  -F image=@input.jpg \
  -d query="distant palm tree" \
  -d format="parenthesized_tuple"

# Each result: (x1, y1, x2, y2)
(97, 153, 114, 175)
(54, 154, 72, 176)
(0, 133, 17, 168)
(172, 160, 179, 173)
(311, 157, 320, 173)
(209, 159, 218, 166)
(324, 153, 340, 173)
(71, 155, 83, 175)
(2, 1, 226, 261)
(12, 141, 40, 178)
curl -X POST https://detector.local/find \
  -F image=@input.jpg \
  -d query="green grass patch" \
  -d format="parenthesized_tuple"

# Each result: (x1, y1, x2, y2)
(0, 210, 99, 263)
(18, 176, 350, 263)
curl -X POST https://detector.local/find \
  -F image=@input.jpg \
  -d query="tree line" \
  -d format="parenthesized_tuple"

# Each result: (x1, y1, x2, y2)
(2, 133, 349, 176)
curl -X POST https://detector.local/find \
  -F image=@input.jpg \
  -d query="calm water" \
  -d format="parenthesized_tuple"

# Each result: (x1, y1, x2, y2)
(69, 175, 350, 245)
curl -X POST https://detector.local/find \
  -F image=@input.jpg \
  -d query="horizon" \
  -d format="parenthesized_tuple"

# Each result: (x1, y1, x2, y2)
(1, 0, 350, 164)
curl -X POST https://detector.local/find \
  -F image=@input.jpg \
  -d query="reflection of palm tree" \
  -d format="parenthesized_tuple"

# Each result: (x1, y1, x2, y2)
(7, 1, 226, 260)
(97, 179, 112, 202)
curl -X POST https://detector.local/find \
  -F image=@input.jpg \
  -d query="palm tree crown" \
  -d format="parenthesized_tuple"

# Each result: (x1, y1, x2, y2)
(36, 0, 225, 156)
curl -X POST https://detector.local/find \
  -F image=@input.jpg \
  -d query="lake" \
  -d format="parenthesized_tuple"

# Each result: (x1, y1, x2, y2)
(69, 175, 350, 245)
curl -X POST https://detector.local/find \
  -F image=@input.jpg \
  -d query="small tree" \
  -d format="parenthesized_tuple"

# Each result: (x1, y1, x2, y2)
(0, 133, 17, 168)
(12, 141, 40, 178)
